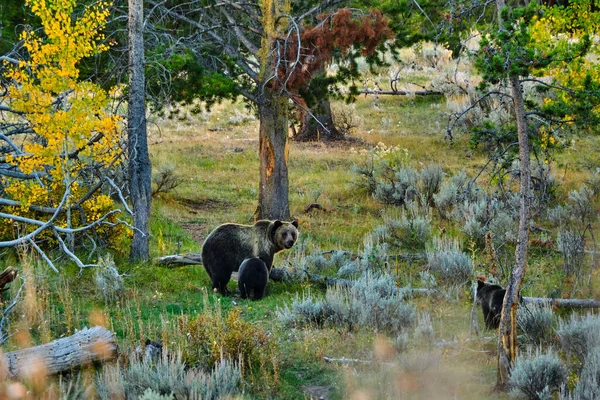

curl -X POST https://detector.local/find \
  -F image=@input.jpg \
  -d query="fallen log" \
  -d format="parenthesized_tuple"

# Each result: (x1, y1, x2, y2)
(360, 89, 442, 96)
(156, 252, 203, 267)
(4, 326, 117, 377)
(522, 296, 600, 309)
(269, 268, 440, 296)
(156, 250, 425, 267)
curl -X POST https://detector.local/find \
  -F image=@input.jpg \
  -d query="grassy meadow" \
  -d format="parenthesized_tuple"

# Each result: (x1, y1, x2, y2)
(1, 51, 600, 399)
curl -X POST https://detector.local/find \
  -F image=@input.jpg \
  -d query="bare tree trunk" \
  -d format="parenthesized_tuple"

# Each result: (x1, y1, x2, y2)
(128, 0, 151, 262)
(295, 97, 343, 142)
(497, 74, 531, 388)
(4, 326, 117, 377)
(258, 87, 291, 220)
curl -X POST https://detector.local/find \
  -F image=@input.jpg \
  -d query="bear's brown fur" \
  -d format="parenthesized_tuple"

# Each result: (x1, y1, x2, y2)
(201, 219, 299, 294)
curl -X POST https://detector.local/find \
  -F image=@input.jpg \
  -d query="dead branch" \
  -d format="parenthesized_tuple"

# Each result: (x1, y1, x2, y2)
(3, 326, 118, 377)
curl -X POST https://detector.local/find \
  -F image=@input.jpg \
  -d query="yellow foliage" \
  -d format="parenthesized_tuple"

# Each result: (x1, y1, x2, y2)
(1, 0, 123, 243)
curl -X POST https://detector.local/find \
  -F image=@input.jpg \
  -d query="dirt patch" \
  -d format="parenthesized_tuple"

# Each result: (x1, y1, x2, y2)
(181, 222, 207, 244)
(302, 385, 330, 400)
(177, 197, 232, 214)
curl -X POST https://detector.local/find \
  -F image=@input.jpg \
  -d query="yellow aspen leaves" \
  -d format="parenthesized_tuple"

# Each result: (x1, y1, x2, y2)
(1, 0, 123, 242)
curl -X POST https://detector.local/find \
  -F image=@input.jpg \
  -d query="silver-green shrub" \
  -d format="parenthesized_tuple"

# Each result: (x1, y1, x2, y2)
(517, 303, 555, 345)
(557, 313, 600, 363)
(426, 237, 472, 285)
(567, 346, 600, 400)
(94, 254, 124, 304)
(420, 164, 443, 204)
(277, 273, 415, 333)
(373, 166, 419, 206)
(510, 348, 567, 400)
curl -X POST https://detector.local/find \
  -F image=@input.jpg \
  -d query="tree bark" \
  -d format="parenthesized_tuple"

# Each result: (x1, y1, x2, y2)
(128, 0, 152, 262)
(3, 326, 117, 377)
(497, 74, 531, 388)
(295, 96, 344, 142)
(258, 87, 291, 220)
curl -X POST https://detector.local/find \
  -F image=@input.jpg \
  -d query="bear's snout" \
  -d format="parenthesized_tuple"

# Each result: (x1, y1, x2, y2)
(284, 239, 295, 249)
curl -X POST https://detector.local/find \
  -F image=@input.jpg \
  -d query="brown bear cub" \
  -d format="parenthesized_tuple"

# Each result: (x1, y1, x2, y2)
(201, 219, 299, 294)
(476, 279, 506, 329)
(238, 257, 269, 300)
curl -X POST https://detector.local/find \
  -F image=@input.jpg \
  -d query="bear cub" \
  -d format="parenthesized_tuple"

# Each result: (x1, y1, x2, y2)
(201, 219, 299, 294)
(238, 257, 269, 300)
(476, 279, 506, 329)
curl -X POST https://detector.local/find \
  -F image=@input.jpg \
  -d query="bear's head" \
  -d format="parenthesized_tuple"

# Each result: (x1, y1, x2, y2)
(270, 220, 299, 250)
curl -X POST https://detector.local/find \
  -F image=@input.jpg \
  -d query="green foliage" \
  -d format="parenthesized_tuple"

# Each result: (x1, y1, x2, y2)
(517, 303, 555, 346)
(426, 237, 473, 285)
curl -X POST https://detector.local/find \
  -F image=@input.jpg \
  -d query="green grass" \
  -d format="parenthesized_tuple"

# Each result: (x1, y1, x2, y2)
(1, 86, 599, 398)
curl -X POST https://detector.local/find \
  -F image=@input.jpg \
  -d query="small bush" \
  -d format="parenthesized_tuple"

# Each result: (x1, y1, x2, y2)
(152, 164, 181, 197)
(374, 207, 432, 249)
(139, 389, 174, 400)
(420, 164, 443, 205)
(557, 230, 585, 278)
(517, 303, 555, 345)
(510, 348, 567, 400)
(414, 312, 434, 344)
(426, 237, 472, 285)
(94, 254, 124, 304)
(568, 184, 595, 224)
(433, 171, 470, 219)
(567, 346, 600, 400)
(373, 166, 419, 206)
(557, 313, 600, 363)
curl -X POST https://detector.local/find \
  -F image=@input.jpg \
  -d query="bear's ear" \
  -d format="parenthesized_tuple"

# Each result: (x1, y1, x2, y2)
(477, 279, 486, 291)
(269, 220, 283, 243)
(292, 219, 299, 228)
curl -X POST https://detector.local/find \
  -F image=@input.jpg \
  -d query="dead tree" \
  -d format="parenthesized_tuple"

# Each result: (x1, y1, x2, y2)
(3, 326, 118, 377)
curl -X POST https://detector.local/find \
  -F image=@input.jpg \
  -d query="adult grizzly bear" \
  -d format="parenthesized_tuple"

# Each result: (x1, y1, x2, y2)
(476, 279, 506, 329)
(201, 219, 299, 294)
(238, 257, 269, 300)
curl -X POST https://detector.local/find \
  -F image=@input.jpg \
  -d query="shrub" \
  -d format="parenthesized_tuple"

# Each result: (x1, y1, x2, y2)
(567, 346, 600, 400)
(557, 313, 600, 363)
(426, 237, 472, 285)
(557, 230, 585, 278)
(568, 184, 595, 224)
(373, 207, 432, 250)
(420, 164, 444, 205)
(373, 166, 419, 206)
(94, 254, 124, 304)
(517, 303, 555, 345)
(96, 356, 241, 400)
(276, 293, 327, 327)
(414, 312, 434, 344)
(139, 389, 174, 400)
(433, 170, 470, 219)
(510, 348, 567, 400)
(277, 273, 415, 334)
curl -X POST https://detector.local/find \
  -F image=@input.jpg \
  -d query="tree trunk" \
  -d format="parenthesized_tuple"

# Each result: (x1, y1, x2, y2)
(128, 0, 151, 262)
(497, 74, 531, 388)
(3, 326, 117, 377)
(295, 97, 343, 142)
(258, 88, 291, 220)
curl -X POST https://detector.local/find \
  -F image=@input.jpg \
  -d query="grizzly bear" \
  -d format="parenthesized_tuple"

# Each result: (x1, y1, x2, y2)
(201, 219, 299, 294)
(238, 257, 269, 300)
(476, 279, 506, 329)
